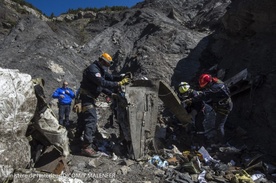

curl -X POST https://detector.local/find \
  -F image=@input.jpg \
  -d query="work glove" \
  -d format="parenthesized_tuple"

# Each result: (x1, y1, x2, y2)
(118, 78, 130, 86)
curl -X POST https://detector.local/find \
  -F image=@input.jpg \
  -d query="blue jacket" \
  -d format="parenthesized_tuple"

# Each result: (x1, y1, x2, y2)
(52, 87, 75, 105)
(80, 61, 122, 98)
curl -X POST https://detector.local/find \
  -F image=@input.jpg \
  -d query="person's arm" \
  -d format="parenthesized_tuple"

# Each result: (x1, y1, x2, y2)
(102, 88, 113, 96)
(86, 65, 119, 88)
(66, 88, 75, 99)
(105, 71, 122, 82)
(52, 88, 62, 99)
(192, 90, 212, 103)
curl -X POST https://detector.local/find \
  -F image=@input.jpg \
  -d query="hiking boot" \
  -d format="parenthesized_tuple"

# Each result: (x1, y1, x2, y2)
(81, 147, 101, 158)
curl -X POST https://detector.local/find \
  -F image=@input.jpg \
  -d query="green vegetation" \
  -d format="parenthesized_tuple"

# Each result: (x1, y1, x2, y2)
(65, 6, 129, 15)
(10, 0, 43, 14)
(9, 0, 128, 18)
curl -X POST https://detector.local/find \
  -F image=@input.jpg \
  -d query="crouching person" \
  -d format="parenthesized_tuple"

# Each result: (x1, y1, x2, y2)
(177, 82, 205, 131)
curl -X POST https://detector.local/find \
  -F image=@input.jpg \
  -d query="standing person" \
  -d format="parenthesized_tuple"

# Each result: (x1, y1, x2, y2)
(79, 52, 130, 157)
(186, 74, 233, 145)
(52, 81, 75, 127)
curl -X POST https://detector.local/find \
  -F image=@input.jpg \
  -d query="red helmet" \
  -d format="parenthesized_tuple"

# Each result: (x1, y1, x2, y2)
(199, 74, 212, 88)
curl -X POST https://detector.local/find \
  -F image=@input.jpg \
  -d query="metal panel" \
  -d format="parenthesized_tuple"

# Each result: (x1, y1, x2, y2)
(158, 80, 192, 126)
(224, 68, 252, 96)
(117, 80, 158, 160)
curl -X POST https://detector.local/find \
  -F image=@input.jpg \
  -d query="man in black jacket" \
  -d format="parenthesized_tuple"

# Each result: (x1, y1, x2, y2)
(78, 52, 130, 157)
(186, 74, 233, 145)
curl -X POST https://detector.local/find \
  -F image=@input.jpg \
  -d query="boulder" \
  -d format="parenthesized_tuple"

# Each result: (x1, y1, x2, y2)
(0, 68, 36, 169)
(0, 68, 70, 181)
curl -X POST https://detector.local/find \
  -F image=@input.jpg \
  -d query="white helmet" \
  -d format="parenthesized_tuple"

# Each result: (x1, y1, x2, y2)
(178, 82, 190, 94)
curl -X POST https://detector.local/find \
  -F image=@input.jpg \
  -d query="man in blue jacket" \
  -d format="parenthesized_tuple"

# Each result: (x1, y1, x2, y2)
(78, 52, 130, 157)
(52, 81, 75, 127)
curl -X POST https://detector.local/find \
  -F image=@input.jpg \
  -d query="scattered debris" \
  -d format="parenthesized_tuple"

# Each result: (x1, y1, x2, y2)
(148, 155, 169, 169)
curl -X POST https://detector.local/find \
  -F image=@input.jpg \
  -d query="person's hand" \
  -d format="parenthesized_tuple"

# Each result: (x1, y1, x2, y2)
(73, 103, 82, 113)
(118, 78, 130, 86)
(60, 95, 65, 98)
(65, 90, 70, 94)
(184, 98, 192, 105)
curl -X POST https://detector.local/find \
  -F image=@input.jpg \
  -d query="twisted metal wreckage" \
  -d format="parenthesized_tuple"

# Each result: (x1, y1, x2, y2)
(27, 68, 255, 174)
(104, 68, 255, 160)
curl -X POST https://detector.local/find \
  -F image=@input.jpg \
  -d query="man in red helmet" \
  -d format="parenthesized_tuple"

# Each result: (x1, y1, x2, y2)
(185, 74, 233, 145)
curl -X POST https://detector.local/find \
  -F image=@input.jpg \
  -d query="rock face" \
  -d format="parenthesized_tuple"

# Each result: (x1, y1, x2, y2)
(0, 0, 231, 99)
(0, 68, 36, 168)
(222, 0, 276, 35)
(200, 0, 276, 153)
(135, 0, 231, 30)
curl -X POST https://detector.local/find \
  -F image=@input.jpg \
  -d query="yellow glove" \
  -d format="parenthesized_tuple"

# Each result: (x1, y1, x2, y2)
(118, 78, 130, 86)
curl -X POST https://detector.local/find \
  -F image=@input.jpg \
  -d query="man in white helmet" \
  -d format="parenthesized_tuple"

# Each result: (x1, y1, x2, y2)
(177, 82, 205, 130)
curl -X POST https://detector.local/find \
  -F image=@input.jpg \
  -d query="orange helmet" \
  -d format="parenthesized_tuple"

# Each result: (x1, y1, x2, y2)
(199, 74, 212, 88)
(99, 52, 113, 66)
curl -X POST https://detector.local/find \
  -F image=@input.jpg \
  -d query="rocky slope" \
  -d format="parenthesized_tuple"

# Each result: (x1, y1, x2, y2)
(200, 0, 276, 157)
(0, 0, 231, 98)
(1, 0, 276, 181)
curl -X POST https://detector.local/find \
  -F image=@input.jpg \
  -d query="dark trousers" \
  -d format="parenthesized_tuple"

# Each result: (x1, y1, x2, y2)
(82, 107, 97, 147)
(58, 104, 71, 126)
(75, 112, 84, 138)
(214, 101, 233, 144)
(80, 94, 97, 148)
(215, 113, 228, 143)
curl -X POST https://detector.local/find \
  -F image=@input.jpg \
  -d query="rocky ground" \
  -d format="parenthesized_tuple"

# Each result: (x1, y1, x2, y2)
(60, 95, 164, 183)
(51, 93, 275, 183)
